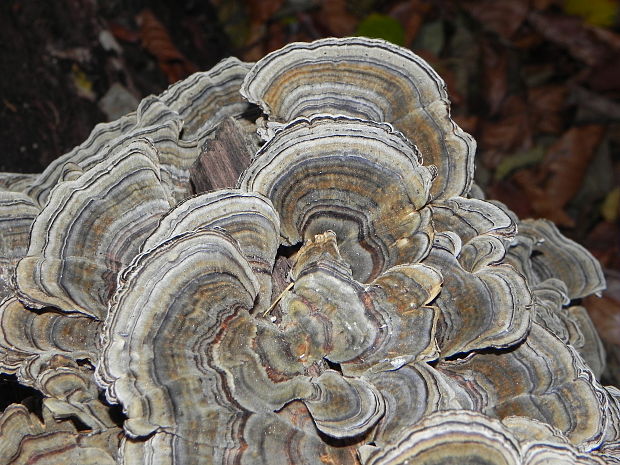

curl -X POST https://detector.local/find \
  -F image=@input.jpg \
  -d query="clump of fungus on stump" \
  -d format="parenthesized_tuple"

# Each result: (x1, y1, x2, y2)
(0, 37, 618, 465)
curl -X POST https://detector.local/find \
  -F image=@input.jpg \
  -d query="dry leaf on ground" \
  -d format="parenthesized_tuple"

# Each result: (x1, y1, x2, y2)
(513, 124, 606, 227)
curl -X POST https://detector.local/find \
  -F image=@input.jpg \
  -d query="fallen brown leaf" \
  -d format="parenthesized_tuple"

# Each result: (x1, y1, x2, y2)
(527, 11, 611, 66)
(319, 0, 358, 37)
(479, 95, 532, 169)
(389, 0, 432, 47)
(462, 0, 530, 40)
(486, 178, 535, 219)
(513, 124, 606, 226)
(107, 21, 139, 43)
(573, 86, 620, 119)
(590, 26, 620, 50)
(527, 84, 568, 134)
(481, 39, 508, 116)
(586, 220, 620, 269)
(136, 9, 197, 83)
(241, 0, 285, 61)
(587, 51, 620, 92)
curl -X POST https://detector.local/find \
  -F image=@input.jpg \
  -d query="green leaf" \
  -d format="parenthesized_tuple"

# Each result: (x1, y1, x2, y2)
(355, 13, 405, 46)
(494, 145, 546, 181)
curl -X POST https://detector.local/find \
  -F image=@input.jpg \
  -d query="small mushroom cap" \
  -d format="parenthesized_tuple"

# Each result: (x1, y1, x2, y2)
(277, 231, 440, 375)
(366, 363, 475, 445)
(242, 402, 360, 465)
(304, 370, 385, 438)
(564, 305, 606, 378)
(431, 197, 517, 244)
(527, 279, 606, 378)
(241, 37, 475, 200)
(239, 115, 434, 282)
(23, 354, 119, 432)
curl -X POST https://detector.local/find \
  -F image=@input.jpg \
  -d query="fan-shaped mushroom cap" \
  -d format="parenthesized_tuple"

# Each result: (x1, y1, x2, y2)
(239, 115, 435, 282)
(529, 279, 606, 378)
(24, 354, 119, 432)
(437, 322, 608, 450)
(422, 232, 531, 356)
(15, 139, 174, 319)
(506, 219, 605, 299)
(430, 197, 517, 244)
(97, 228, 260, 446)
(304, 370, 385, 438)
(241, 37, 475, 200)
(141, 189, 280, 311)
(0, 297, 99, 375)
(365, 363, 475, 445)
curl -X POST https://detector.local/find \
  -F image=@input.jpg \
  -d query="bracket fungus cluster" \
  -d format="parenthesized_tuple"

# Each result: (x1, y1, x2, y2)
(0, 37, 618, 464)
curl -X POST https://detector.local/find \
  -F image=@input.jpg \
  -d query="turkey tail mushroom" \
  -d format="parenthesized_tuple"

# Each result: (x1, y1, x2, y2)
(0, 37, 615, 465)
(238, 115, 435, 283)
(240, 37, 475, 200)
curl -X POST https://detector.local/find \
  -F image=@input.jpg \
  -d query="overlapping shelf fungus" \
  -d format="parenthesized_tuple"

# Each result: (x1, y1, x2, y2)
(0, 37, 617, 465)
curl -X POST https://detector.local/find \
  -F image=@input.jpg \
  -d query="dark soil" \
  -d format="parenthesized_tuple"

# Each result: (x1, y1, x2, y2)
(0, 0, 231, 172)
